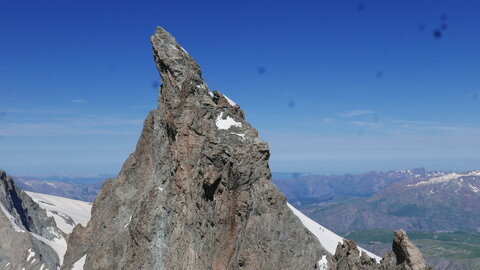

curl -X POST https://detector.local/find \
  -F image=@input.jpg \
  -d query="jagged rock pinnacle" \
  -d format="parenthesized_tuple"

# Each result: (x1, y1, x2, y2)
(391, 229, 432, 270)
(151, 27, 205, 109)
(61, 27, 327, 270)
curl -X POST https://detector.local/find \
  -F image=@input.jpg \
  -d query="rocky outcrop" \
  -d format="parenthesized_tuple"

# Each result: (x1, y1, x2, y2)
(330, 239, 378, 270)
(0, 170, 64, 270)
(61, 27, 327, 270)
(331, 230, 433, 270)
(381, 230, 433, 270)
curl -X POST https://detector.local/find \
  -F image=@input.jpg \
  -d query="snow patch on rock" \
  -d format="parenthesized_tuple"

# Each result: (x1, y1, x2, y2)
(30, 232, 67, 265)
(27, 248, 35, 261)
(408, 171, 480, 187)
(0, 202, 25, 232)
(215, 112, 242, 130)
(72, 254, 86, 270)
(469, 183, 480, 193)
(222, 94, 236, 106)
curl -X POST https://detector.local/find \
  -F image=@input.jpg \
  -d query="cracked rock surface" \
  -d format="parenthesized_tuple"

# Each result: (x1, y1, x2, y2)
(61, 27, 327, 270)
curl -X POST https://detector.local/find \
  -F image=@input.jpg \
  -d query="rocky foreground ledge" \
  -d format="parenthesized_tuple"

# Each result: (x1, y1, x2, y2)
(332, 230, 433, 270)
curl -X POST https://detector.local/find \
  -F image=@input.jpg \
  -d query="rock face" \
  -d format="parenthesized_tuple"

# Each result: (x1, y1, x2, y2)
(0, 170, 64, 270)
(61, 27, 327, 270)
(331, 230, 433, 270)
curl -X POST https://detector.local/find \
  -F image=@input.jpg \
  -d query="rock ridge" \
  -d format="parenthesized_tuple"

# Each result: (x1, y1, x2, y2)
(0, 170, 64, 270)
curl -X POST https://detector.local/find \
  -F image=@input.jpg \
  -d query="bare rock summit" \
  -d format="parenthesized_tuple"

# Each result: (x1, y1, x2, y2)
(61, 27, 327, 270)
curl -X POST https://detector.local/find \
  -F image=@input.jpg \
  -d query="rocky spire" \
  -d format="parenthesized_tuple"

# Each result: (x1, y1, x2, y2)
(61, 27, 327, 270)
(382, 230, 433, 270)
(151, 27, 204, 109)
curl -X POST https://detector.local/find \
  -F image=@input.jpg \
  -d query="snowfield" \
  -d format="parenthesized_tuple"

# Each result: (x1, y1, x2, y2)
(288, 203, 381, 262)
(25, 191, 92, 268)
(26, 191, 92, 234)
(23, 192, 92, 269)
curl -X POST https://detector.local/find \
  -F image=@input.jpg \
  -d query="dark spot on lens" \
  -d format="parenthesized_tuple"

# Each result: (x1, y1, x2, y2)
(288, 100, 295, 109)
(441, 23, 448, 31)
(258, 66, 266, 75)
(440, 14, 448, 21)
(357, 130, 364, 137)
(433, 30, 442, 39)
(152, 81, 160, 89)
(372, 114, 380, 124)
(0, 111, 6, 120)
(418, 24, 426, 32)
(357, 2, 364, 11)
(472, 92, 479, 101)
(375, 71, 383, 79)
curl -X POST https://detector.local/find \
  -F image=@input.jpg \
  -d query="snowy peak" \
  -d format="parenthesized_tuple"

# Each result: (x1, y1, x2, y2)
(408, 170, 480, 187)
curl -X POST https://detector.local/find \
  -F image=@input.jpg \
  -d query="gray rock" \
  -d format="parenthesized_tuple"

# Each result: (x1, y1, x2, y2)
(62, 27, 327, 270)
(330, 239, 379, 270)
(331, 230, 433, 270)
(0, 170, 63, 270)
(380, 230, 433, 270)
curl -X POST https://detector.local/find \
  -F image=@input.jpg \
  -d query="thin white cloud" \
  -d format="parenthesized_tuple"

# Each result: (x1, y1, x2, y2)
(392, 120, 439, 125)
(350, 121, 379, 127)
(0, 116, 143, 136)
(339, 110, 375, 117)
(72, 99, 86, 104)
(322, 118, 333, 124)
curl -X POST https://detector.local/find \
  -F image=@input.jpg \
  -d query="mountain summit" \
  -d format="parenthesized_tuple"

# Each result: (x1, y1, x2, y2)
(61, 27, 327, 269)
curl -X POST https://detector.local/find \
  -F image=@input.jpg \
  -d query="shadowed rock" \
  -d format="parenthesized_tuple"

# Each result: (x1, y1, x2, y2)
(0, 170, 62, 270)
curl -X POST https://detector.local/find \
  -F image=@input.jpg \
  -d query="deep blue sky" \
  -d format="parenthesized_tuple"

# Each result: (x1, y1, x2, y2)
(1, 0, 480, 176)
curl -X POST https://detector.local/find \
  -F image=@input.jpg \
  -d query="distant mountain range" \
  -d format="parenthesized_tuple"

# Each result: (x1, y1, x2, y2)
(274, 168, 480, 233)
(12, 175, 107, 202)
(274, 168, 480, 270)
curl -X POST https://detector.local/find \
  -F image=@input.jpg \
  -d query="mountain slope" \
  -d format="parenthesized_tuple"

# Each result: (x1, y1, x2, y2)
(287, 203, 380, 261)
(0, 170, 65, 270)
(61, 27, 328, 270)
(294, 170, 480, 233)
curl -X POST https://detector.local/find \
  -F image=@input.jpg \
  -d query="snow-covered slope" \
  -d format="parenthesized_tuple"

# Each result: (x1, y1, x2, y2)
(288, 203, 381, 262)
(23, 192, 91, 268)
(26, 191, 92, 234)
